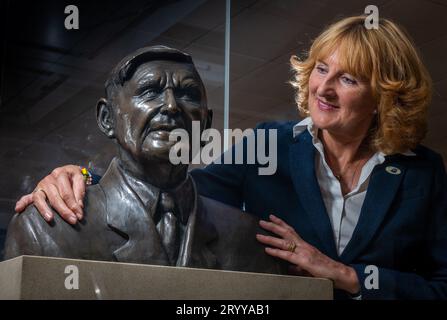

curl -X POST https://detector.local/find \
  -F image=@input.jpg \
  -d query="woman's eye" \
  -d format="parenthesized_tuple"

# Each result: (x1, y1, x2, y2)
(341, 76, 357, 85)
(316, 65, 327, 74)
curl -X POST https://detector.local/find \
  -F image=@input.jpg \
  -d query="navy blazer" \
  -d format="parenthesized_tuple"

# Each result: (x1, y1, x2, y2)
(191, 121, 447, 299)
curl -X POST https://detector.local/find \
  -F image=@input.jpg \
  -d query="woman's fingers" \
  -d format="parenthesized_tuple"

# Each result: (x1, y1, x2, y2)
(32, 189, 55, 222)
(264, 247, 298, 264)
(14, 165, 86, 224)
(259, 218, 302, 244)
(257, 225, 346, 285)
(268, 214, 302, 240)
(45, 183, 78, 224)
(63, 165, 87, 208)
(256, 233, 302, 267)
(15, 194, 33, 213)
(72, 170, 86, 209)
(259, 219, 289, 238)
(56, 170, 83, 220)
(256, 234, 296, 252)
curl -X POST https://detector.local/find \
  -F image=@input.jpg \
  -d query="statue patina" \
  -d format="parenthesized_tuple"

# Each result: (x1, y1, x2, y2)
(4, 46, 285, 274)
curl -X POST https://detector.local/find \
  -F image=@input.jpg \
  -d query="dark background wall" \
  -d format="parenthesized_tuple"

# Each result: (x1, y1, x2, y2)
(1, 0, 446, 259)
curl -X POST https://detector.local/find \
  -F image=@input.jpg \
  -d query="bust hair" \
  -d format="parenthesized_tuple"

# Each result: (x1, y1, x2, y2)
(104, 45, 203, 105)
(290, 15, 433, 155)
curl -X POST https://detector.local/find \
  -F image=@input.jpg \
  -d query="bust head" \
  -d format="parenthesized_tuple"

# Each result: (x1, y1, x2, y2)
(97, 46, 212, 172)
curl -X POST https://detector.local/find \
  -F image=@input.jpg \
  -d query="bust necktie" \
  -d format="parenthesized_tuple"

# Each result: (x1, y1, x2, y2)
(155, 192, 180, 265)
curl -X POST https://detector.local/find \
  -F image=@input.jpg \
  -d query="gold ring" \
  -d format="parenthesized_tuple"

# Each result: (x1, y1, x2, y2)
(287, 241, 297, 253)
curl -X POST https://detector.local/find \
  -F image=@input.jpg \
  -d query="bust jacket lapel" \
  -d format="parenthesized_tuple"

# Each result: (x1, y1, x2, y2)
(100, 158, 170, 265)
(178, 178, 218, 269)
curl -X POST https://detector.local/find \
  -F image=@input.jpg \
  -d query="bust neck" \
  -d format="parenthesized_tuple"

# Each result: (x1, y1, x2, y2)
(117, 146, 188, 190)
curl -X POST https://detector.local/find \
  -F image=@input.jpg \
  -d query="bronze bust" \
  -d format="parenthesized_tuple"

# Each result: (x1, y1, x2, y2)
(4, 46, 284, 274)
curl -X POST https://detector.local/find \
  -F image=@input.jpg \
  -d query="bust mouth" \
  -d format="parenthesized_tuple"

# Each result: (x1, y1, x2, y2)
(142, 121, 186, 142)
(149, 123, 181, 132)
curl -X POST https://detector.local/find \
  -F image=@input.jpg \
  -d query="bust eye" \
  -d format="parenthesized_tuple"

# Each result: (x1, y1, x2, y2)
(176, 88, 201, 102)
(139, 86, 162, 99)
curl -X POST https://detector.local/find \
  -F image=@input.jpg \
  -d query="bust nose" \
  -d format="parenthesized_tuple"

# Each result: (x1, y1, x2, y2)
(160, 88, 180, 115)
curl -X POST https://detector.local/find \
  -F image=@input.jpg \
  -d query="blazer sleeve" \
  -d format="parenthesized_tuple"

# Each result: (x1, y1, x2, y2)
(351, 154, 447, 299)
(190, 122, 271, 209)
(87, 145, 250, 209)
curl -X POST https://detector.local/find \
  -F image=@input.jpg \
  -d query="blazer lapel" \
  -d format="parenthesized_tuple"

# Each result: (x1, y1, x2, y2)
(289, 130, 338, 259)
(340, 157, 406, 263)
(100, 158, 170, 265)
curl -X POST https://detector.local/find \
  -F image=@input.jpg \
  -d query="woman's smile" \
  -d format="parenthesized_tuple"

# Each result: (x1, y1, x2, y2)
(317, 98, 339, 111)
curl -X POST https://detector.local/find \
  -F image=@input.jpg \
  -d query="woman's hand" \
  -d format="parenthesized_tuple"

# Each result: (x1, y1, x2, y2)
(15, 165, 86, 225)
(257, 214, 360, 294)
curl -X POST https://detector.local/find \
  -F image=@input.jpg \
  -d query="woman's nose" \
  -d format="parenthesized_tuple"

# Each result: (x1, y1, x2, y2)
(316, 77, 336, 99)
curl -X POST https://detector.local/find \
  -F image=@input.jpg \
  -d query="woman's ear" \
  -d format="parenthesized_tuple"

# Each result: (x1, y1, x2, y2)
(96, 98, 115, 138)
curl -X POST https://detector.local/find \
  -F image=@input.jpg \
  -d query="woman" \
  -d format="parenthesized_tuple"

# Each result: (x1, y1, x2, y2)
(13, 16, 447, 299)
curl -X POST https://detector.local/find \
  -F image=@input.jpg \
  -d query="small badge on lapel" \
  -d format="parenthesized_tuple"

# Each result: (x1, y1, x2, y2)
(385, 166, 401, 175)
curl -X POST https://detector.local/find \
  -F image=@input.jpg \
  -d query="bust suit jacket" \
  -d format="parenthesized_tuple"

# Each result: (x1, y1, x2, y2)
(4, 158, 284, 275)
(191, 121, 447, 299)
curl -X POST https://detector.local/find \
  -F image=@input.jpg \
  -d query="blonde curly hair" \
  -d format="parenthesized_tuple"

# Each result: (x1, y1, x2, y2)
(290, 16, 432, 155)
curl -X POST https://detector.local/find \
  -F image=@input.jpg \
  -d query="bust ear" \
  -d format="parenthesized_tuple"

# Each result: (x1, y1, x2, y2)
(96, 98, 115, 138)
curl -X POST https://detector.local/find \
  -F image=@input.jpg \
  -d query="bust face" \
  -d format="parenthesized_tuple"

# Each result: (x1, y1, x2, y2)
(112, 60, 207, 163)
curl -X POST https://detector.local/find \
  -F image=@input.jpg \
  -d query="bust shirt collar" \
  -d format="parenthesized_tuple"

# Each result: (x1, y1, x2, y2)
(116, 161, 193, 225)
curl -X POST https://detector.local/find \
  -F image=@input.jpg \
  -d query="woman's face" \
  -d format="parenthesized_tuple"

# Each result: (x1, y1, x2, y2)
(308, 50, 377, 138)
